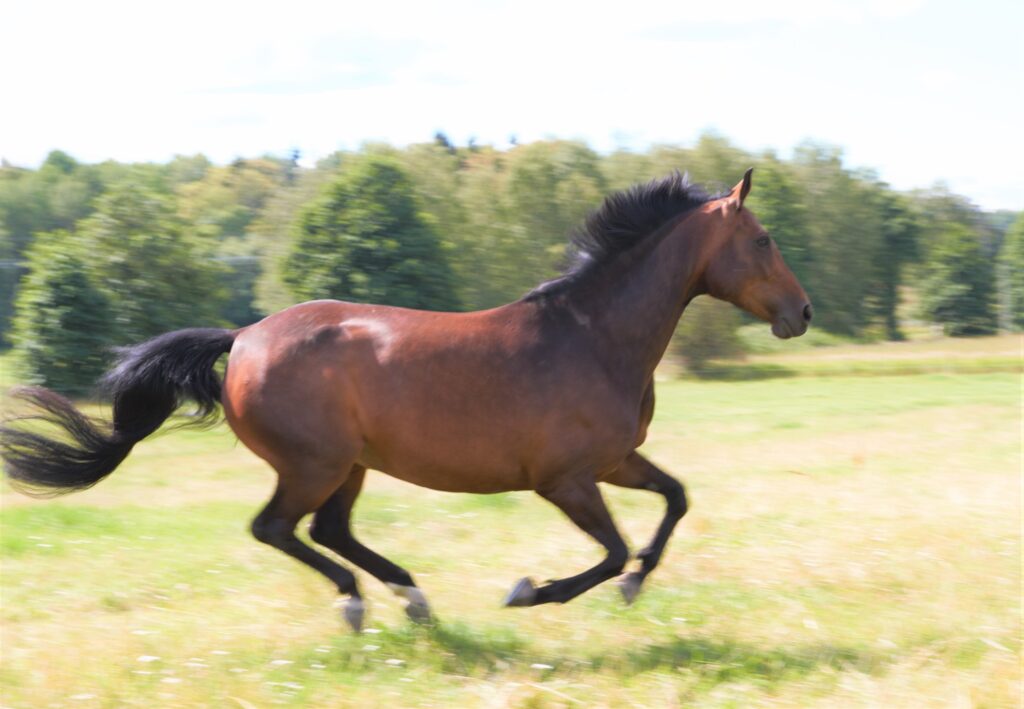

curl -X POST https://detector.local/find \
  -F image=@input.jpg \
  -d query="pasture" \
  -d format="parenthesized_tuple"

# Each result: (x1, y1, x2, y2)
(1, 337, 1021, 708)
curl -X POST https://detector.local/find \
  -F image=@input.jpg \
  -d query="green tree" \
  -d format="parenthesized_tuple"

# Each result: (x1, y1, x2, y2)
(176, 158, 288, 326)
(216, 239, 264, 326)
(452, 147, 521, 308)
(252, 167, 334, 315)
(790, 144, 886, 335)
(0, 153, 104, 342)
(282, 156, 460, 310)
(177, 158, 285, 240)
(866, 187, 919, 339)
(11, 231, 114, 393)
(745, 154, 814, 293)
(166, 153, 212, 185)
(671, 297, 746, 374)
(497, 141, 607, 300)
(678, 132, 750, 192)
(601, 150, 656, 192)
(914, 189, 999, 336)
(0, 139, 1013, 348)
(997, 213, 1024, 329)
(919, 222, 997, 336)
(41, 150, 78, 175)
(398, 142, 467, 245)
(0, 217, 21, 347)
(397, 142, 485, 307)
(78, 185, 227, 342)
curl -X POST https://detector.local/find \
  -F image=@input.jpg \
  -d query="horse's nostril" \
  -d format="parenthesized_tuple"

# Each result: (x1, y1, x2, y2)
(803, 304, 813, 322)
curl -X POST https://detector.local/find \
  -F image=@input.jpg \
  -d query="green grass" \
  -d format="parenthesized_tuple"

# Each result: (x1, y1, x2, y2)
(1, 339, 1021, 707)
(695, 332, 1022, 380)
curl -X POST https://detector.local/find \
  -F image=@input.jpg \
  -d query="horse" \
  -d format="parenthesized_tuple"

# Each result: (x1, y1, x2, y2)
(1, 169, 811, 631)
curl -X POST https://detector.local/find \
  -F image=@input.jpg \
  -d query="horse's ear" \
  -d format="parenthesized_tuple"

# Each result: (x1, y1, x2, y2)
(730, 168, 754, 210)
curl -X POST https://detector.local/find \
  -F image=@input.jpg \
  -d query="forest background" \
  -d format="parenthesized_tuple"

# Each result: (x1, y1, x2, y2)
(2, 132, 1021, 392)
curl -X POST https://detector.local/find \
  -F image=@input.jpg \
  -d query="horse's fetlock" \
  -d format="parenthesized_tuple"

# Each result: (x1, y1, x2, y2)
(607, 544, 630, 575)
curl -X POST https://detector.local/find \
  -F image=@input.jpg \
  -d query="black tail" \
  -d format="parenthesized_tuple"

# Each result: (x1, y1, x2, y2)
(1, 328, 236, 497)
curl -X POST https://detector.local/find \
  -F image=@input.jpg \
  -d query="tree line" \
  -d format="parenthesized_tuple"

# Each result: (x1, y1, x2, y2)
(2, 134, 1021, 392)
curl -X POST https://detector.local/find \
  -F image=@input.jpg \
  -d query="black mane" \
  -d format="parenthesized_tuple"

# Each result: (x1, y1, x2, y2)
(525, 171, 718, 301)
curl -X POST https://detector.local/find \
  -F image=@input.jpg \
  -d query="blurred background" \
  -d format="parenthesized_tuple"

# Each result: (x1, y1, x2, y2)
(1, 135, 1021, 390)
(0, 1, 1020, 707)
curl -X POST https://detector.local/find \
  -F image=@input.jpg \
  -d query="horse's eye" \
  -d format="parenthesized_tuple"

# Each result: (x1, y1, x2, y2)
(756, 236, 770, 248)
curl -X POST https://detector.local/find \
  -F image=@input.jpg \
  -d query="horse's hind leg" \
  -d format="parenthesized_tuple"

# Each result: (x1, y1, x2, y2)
(310, 465, 432, 624)
(250, 465, 366, 631)
(602, 452, 688, 604)
(504, 473, 629, 607)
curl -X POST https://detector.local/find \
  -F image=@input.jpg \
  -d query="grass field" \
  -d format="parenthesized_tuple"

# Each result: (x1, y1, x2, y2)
(1, 337, 1021, 707)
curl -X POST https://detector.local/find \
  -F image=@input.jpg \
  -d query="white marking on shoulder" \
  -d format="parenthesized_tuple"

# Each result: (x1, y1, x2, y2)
(339, 318, 396, 358)
(339, 318, 393, 339)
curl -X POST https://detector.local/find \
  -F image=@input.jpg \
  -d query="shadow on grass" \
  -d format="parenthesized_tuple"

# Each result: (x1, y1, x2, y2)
(428, 621, 527, 665)
(595, 635, 883, 684)
(321, 621, 527, 675)
(687, 363, 798, 381)
(686, 358, 1023, 381)
(326, 620, 885, 687)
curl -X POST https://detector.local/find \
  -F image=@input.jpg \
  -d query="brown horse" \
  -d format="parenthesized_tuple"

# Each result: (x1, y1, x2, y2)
(1, 169, 811, 631)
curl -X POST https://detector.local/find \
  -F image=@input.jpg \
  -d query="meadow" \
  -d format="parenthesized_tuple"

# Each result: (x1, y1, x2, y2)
(0, 336, 1021, 708)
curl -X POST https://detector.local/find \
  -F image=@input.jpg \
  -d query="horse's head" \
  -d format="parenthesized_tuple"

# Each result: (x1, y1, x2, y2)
(701, 169, 812, 339)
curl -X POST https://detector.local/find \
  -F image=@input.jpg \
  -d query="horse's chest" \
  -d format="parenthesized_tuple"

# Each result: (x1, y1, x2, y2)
(560, 386, 655, 464)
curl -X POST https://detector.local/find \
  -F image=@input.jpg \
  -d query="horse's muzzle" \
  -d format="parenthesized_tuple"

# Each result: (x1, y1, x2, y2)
(772, 301, 812, 339)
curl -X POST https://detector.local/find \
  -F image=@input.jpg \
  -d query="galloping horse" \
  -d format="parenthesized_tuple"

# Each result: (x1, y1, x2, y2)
(1, 170, 811, 631)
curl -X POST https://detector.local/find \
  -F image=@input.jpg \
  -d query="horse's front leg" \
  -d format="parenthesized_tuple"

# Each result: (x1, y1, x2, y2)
(603, 451, 688, 603)
(504, 473, 629, 607)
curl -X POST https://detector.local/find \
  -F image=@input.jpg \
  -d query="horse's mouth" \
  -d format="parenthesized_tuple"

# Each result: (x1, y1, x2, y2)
(771, 316, 807, 339)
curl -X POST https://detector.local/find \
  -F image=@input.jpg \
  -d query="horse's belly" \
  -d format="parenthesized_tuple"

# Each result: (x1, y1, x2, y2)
(343, 341, 641, 493)
(355, 404, 632, 494)
(356, 441, 531, 493)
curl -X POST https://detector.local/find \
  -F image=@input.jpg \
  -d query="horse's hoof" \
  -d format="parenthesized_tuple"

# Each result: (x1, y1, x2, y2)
(342, 597, 365, 632)
(619, 572, 644, 605)
(504, 577, 537, 607)
(405, 601, 433, 625)
(387, 583, 433, 624)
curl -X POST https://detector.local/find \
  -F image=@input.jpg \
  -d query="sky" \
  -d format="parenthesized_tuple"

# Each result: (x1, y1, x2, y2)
(1, 0, 1022, 210)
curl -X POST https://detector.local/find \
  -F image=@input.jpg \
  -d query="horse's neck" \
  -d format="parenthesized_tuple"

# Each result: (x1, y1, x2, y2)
(573, 219, 708, 384)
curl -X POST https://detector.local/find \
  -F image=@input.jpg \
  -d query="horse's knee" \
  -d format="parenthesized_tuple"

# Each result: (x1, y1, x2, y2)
(664, 478, 688, 518)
